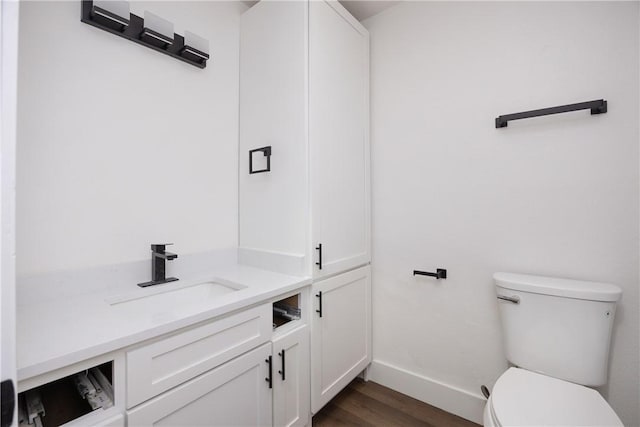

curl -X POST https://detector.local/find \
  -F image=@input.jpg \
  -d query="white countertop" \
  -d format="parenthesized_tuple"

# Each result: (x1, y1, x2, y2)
(17, 262, 310, 381)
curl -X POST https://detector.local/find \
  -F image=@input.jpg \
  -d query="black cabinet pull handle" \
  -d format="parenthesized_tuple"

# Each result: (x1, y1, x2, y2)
(265, 356, 272, 389)
(278, 349, 286, 381)
(413, 269, 447, 279)
(315, 243, 323, 270)
(316, 291, 323, 317)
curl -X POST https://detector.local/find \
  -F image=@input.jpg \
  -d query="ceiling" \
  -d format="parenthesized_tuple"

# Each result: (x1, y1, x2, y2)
(243, 1, 400, 22)
(339, 1, 399, 21)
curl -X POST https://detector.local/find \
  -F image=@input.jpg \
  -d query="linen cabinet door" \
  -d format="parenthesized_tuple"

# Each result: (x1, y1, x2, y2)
(310, 266, 371, 413)
(309, 0, 370, 279)
(126, 343, 273, 426)
(273, 325, 310, 427)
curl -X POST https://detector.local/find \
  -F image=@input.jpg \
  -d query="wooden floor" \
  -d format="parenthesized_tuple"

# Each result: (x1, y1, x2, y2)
(312, 379, 481, 427)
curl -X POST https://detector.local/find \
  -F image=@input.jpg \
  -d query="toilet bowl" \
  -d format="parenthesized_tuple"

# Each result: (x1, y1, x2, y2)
(483, 368, 622, 427)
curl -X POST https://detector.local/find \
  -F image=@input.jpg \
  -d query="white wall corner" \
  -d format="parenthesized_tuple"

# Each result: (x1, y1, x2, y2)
(237, 247, 306, 277)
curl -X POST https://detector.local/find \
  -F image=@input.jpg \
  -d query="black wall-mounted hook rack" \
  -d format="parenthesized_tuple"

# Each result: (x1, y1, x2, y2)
(249, 146, 272, 174)
(80, 1, 210, 69)
(495, 99, 607, 128)
(413, 269, 447, 279)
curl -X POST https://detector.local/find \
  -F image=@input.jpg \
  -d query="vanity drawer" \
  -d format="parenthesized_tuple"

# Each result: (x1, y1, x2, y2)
(126, 303, 272, 408)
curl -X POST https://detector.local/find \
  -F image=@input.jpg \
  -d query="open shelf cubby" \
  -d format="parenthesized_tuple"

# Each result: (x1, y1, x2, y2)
(18, 361, 114, 427)
(273, 294, 301, 330)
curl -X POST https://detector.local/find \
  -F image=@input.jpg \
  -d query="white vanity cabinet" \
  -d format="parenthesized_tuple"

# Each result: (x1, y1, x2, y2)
(123, 292, 311, 427)
(126, 343, 273, 426)
(125, 304, 273, 408)
(123, 304, 273, 426)
(310, 266, 371, 413)
(239, 0, 370, 280)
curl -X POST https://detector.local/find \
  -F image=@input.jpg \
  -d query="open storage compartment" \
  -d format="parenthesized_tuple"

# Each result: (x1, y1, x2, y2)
(273, 294, 301, 330)
(18, 361, 114, 427)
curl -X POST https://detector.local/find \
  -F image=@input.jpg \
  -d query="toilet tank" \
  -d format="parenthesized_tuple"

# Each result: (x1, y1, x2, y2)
(494, 272, 622, 386)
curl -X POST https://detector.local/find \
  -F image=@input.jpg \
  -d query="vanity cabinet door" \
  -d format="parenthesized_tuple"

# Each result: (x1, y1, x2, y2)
(310, 266, 371, 413)
(272, 326, 310, 427)
(126, 343, 272, 426)
(309, 0, 370, 279)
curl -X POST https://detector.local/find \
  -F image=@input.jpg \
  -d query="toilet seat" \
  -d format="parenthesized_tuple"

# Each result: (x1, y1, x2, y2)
(487, 367, 622, 426)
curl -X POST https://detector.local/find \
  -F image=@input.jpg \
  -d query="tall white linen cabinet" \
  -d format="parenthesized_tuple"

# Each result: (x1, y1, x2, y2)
(239, 0, 371, 417)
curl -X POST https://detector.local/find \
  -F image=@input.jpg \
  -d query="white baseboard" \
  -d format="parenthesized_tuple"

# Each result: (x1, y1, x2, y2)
(368, 360, 486, 425)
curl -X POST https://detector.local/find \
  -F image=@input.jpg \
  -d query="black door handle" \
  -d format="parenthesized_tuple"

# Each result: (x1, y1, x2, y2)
(278, 349, 286, 381)
(315, 243, 323, 270)
(316, 291, 323, 317)
(265, 356, 272, 389)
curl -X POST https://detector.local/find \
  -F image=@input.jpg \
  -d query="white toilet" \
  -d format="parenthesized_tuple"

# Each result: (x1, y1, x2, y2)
(484, 272, 623, 427)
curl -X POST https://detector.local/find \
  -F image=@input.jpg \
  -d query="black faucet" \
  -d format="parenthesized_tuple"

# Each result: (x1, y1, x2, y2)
(137, 244, 179, 287)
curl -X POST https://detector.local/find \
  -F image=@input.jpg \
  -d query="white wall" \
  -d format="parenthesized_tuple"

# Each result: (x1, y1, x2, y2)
(364, 2, 639, 425)
(17, 1, 246, 276)
(1, 0, 19, 409)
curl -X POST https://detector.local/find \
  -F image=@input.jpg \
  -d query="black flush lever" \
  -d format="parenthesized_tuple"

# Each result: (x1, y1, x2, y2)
(413, 269, 447, 279)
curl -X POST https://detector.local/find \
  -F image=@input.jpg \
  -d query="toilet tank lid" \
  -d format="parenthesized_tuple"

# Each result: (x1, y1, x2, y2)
(494, 272, 622, 302)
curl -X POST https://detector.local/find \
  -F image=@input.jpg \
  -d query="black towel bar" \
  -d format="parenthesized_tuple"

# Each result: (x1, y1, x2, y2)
(495, 99, 607, 128)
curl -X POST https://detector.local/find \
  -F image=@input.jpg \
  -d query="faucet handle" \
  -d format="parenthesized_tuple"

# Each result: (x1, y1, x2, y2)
(151, 243, 173, 253)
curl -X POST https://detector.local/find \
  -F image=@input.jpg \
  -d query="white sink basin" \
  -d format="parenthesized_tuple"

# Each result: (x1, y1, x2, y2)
(107, 281, 246, 314)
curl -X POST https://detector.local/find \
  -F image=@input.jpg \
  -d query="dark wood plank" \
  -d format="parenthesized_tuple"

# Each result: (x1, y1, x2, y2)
(313, 379, 481, 427)
(349, 380, 478, 427)
(313, 400, 374, 427)
(331, 387, 430, 427)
